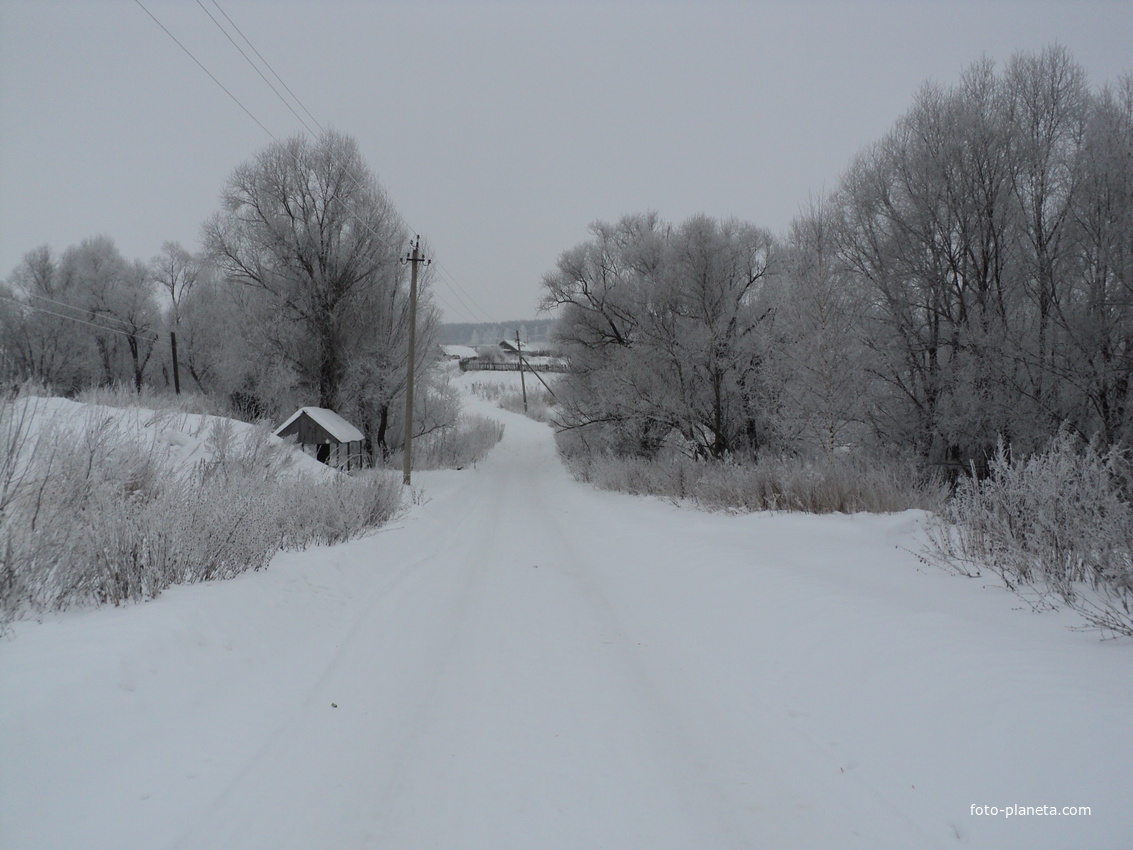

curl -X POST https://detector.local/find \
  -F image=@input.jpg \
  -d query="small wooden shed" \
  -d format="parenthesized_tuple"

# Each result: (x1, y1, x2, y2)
(274, 407, 365, 471)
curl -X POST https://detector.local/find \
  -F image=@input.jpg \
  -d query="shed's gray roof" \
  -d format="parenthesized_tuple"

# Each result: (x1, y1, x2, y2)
(275, 407, 365, 443)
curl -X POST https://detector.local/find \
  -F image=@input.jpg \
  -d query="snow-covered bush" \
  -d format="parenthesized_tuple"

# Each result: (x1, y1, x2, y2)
(0, 397, 402, 627)
(471, 381, 555, 423)
(279, 470, 402, 548)
(75, 384, 231, 418)
(396, 413, 504, 471)
(928, 435, 1133, 636)
(692, 453, 943, 514)
(558, 432, 943, 515)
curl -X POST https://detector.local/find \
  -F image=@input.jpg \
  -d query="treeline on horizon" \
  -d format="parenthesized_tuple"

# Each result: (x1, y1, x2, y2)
(439, 320, 556, 347)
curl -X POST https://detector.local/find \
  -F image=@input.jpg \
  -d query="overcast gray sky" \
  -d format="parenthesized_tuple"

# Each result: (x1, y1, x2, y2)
(2, 1, 1131, 322)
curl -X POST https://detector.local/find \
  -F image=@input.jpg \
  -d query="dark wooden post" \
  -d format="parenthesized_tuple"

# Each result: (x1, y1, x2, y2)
(170, 331, 181, 395)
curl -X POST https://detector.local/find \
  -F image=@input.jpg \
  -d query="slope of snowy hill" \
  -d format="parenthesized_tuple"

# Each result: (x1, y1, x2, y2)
(5, 395, 333, 479)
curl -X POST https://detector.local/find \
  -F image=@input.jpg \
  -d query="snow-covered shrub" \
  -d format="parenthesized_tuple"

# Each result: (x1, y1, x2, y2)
(395, 413, 504, 471)
(75, 384, 231, 417)
(694, 453, 943, 514)
(558, 432, 943, 514)
(1, 409, 179, 615)
(471, 381, 555, 423)
(499, 388, 554, 422)
(197, 417, 299, 484)
(928, 435, 1133, 636)
(279, 470, 402, 548)
(467, 381, 506, 402)
(0, 398, 402, 627)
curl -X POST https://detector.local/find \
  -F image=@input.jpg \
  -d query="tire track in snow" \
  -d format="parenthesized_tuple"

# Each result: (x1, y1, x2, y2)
(537, 441, 951, 849)
(173, 439, 511, 849)
(175, 403, 947, 849)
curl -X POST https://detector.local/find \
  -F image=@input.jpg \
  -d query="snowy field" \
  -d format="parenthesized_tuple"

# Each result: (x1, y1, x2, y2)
(2, 372, 1131, 849)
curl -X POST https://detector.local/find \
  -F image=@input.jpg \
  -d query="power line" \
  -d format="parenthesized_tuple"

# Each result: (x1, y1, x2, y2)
(432, 261, 493, 322)
(181, 4, 418, 269)
(198, 3, 495, 324)
(0, 295, 161, 343)
(210, 0, 326, 135)
(23, 291, 146, 334)
(139, 2, 409, 275)
(132, 0, 278, 141)
(195, 0, 320, 139)
(21, 292, 165, 337)
(138, 0, 492, 325)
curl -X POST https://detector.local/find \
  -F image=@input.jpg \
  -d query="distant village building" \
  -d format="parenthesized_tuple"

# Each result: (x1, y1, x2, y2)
(441, 344, 479, 362)
(274, 407, 365, 471)
(457, 340, 571, 373)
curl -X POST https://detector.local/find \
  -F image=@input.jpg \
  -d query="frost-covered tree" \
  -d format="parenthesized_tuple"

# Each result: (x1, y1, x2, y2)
(115, 259, 162, 392)
(855, 73, 1017, 462)
(541, 213, 654, 453)
(150, 241, 202, 328)
(1060, 74, 1133, 445)
(204, 131, 407, 408)
(57, 237, 161, 392)
(659, 215, 775, 457)
(1004, 46, 1089, 421)
(765, 198, 871, 455)
(0, 245, 97, 391)
(544, 213, 774, 459)
(829, 48, 1132, 468)
(1, 238, 160, 392)
(203, 130, 440, 456)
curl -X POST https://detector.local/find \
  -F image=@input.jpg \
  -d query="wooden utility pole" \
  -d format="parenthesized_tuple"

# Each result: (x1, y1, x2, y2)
(516, 330, 528, 413)
(402, 237, 428, 485)
(170, 331, 181, 395)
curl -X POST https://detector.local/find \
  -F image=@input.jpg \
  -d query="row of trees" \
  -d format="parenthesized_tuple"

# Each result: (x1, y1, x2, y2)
(547, 47, 1132, 474)
(0, 237, 161, 394)
(0, 131, 439, 460)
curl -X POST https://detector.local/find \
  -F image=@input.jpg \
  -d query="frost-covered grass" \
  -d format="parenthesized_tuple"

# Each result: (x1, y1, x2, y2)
(396, 412, 505, 471)
(74, 384, 233, 418)
(927, 435, 1133, 637)
(0, 396, 401, 627)
(374, 368, 508, 472)
(377, 369, 528, 471)
(557, 436, 944, 515)
(469, 380, 556, 423)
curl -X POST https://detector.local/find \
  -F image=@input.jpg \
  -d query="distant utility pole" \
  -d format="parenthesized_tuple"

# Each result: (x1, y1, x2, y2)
(402, 236, 429, 485)
(170, 331, 181, 395)
(516, 329, 528, 413)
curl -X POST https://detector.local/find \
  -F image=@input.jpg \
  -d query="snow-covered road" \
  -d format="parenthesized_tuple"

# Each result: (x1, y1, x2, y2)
(3, 377, 1131, 848)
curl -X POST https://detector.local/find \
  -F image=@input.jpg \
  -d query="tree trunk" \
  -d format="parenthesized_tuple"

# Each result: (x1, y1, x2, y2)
(375, 403, 390, 460)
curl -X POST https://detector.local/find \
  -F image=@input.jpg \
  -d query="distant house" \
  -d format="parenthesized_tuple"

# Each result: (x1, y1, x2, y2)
(442, 344, 479, 362)
(274, 407, 365, 471)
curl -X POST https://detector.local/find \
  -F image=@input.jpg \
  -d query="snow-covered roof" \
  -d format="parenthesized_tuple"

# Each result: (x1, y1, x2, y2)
(275, 407, 365, 443)
(443, 345, 479, 359)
